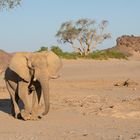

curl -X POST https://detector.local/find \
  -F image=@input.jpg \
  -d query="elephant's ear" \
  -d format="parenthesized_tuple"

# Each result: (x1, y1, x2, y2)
(46, 51, 62, 78)
(9, 52, 31, 82)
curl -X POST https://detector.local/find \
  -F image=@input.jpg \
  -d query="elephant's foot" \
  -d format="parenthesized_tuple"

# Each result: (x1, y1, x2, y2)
(30, 108, 42, 120)
(11, 110, 16, 117)
(30, 114, 41, 121)
(15, 113, 22, 119)
(30, 116, 38, 120)
(30, 110, 38, 120)
(11, 105, 21, 119)
(20, 109, 31, 121)
(11, 110, 21, 119)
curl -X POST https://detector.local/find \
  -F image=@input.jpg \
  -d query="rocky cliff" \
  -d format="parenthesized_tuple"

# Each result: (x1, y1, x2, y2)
(111, 35, 140, 56)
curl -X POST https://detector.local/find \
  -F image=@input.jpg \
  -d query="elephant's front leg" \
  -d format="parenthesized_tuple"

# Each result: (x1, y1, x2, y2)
(30, 82, 42, 120)
(18, 81, 31, 120)
(30, 90, 40, 120)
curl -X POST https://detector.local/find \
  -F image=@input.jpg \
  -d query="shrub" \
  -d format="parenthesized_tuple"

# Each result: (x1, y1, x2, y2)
(61, 52, 78, 59)
(89, 50, 127, 60)
(37, 46, 48, 52)
(51, 46, 63, 56)
(37, 46, 127, 60)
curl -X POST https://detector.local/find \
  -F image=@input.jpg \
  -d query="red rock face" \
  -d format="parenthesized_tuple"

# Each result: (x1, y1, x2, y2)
(115, 35, 140, 55)
(108, 35, 140, 56)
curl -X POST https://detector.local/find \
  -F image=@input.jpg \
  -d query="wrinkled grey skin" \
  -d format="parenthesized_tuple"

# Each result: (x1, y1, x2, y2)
(5, 51, 62, 120)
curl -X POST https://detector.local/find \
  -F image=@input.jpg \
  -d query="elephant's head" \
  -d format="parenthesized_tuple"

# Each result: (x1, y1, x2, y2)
(27, 51, 62, 80)
(9, 51, 62, 115)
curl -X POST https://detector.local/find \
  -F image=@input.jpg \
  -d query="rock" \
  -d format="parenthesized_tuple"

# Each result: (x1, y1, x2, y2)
(83, 133, 88, 136)
(114, 79, 138, 87)
(109, 35, 140, 56)
(116, 135, 123, 140)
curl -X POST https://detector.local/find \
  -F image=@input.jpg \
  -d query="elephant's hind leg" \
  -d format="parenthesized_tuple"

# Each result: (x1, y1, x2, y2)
(5, 81, 20, 118)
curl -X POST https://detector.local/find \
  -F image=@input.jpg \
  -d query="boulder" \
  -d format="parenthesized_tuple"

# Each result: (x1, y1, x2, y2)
(110, 35, 140, 56)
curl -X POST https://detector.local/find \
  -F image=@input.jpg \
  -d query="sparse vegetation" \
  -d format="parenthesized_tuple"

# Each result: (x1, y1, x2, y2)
(50, 46, 77, 59)
(50, 46, 63, 56)
(37, 46, 48, 52)
(88, 50, 128, 60)
(37, 46, 127, 60)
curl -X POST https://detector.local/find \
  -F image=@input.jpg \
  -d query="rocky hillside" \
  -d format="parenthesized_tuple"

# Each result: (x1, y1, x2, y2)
(0, 50, 12, 74)
(110, 35, 140, 56)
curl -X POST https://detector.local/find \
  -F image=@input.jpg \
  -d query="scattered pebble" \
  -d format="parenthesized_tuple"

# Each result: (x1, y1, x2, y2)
(83, 133, 88, 136)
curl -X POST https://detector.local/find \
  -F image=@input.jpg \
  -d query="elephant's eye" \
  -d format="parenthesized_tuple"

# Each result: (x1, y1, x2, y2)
(31, 65, 35, 69)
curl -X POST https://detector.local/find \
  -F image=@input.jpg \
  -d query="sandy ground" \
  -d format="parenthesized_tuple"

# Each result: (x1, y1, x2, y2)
(0, 59, 140, 140)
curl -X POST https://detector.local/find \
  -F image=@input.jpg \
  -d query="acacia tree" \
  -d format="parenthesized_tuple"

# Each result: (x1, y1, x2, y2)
(56, 18, 111, 56)
(0, 0, 21, 9)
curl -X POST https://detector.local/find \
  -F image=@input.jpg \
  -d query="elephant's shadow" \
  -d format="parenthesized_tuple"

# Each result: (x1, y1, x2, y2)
(0, 98, 24, 115)
(0, 99, 12, 114)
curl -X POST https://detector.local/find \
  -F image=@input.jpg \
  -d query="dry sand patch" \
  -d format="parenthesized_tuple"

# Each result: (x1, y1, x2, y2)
(0, 59, 140, 140)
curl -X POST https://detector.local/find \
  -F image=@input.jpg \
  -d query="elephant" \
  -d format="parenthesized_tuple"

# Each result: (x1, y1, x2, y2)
(4, 51, 62, 120)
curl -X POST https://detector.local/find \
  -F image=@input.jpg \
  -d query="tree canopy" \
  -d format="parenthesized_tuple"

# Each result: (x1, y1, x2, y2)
(56, 18, 111, 56)
(0, 0, 21, 10)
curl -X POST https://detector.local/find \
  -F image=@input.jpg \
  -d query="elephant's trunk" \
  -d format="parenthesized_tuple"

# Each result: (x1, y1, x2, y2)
(39, 78, 50, 116)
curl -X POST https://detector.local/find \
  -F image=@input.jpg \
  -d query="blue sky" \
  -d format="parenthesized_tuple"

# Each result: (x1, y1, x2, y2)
(0, 0, 140, 52)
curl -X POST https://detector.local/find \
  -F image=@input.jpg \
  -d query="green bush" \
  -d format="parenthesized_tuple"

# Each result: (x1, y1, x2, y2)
(51, 46, 63, 56)
(37, 46, 127, 60)
(87, 50, 127, 60)
(37, 46, 48, 52)
(61, 52, 78, 59)
(51, 46, 78, 59)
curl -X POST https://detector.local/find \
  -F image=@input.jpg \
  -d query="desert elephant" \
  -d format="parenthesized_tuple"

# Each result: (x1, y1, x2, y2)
(5, 51, 62, 120)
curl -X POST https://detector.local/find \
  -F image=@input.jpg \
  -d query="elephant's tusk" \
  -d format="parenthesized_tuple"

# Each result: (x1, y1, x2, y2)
(33, 77, 37, 81)
(50, 75, 60, 79)
(33, 75, 60, 81)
